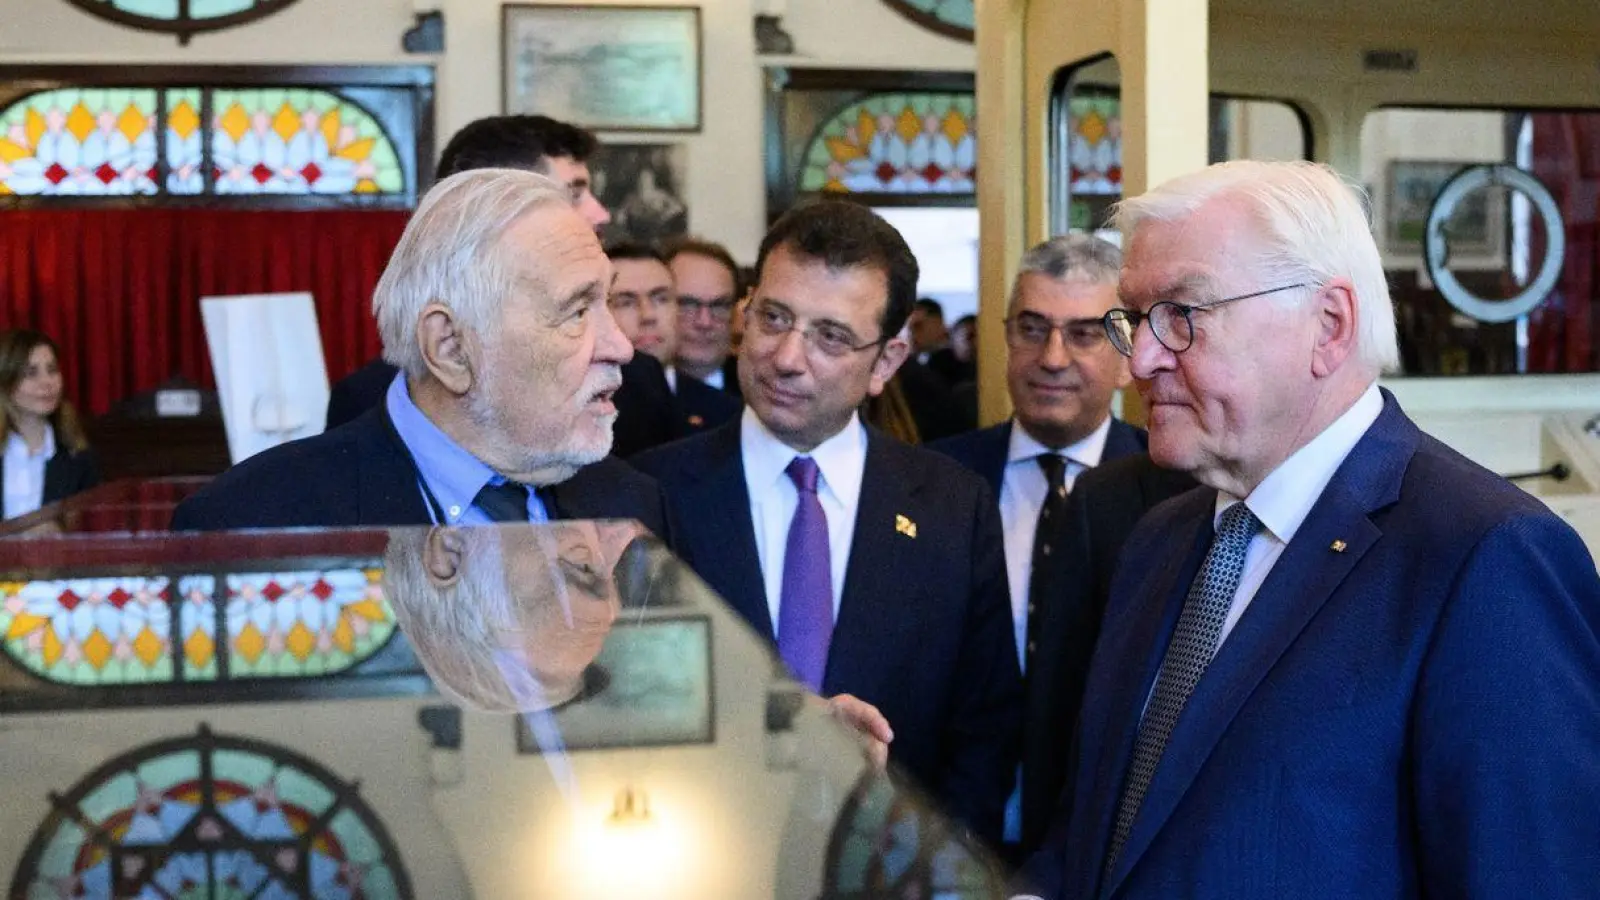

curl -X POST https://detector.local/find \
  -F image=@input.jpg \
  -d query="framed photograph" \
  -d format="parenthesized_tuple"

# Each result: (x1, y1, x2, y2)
(1384, 160, 1505, 268)
(502, 4, 702, 132)
(516, 615, 713, 752)
(594, 143, 689, 243)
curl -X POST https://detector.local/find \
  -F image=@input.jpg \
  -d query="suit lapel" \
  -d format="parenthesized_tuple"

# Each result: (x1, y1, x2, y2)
(41, 453, 68, 505)
(1102, 419, 1147, 463)
(677, 422, 772, 639)
(978, 422, 1011, 498)
(1104, 399, 1416, 896)
(823, 432, 921, 697)
(361, 405, 437, 526)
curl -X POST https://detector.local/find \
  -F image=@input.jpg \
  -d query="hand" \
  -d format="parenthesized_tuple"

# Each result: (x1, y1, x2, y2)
(824, 693, 894, 771)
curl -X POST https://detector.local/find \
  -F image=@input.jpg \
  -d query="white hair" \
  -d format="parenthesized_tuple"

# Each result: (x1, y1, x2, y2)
(1111, 160, 1400, 374)
(374, 168, 571, 380)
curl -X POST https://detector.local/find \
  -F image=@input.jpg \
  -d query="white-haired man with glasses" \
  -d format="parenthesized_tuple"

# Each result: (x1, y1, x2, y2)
(930, 234, 1149, 863)
(635, 199, 1022, 847)
(1014, 160, 1600, 900)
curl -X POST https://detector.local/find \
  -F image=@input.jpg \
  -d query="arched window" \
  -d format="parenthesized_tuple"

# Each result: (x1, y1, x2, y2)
(9, 726, 413, 898)
(822, 771, 1001, 898)
(879, 0, 974, 41)
(63, 0, 304, 45)
(0, 567, 398, 687)
(798, 92, 976, 197)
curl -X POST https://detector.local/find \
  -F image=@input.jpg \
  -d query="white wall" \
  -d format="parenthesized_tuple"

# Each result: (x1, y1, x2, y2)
(0, 0, 974, 262)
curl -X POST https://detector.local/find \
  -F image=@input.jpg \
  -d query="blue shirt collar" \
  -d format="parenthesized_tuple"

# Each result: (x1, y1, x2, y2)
(385, 371, 522, 524)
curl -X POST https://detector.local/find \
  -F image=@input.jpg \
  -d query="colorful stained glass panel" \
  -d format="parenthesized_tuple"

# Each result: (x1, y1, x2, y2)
(165, 87, 204, 194)
(209, 88, 404, 196)
(12, 730, 411, 900)
(224, 568, 394, 678)
(1068, 95, 1122, 196)
(0, 88, 159, 196)
(0, 577, 176, 685)
(799, 92, 976, 195)
(881, 0, 974, 39)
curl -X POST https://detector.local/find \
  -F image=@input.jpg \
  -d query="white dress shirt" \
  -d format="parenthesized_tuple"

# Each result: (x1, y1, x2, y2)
(998, 416, 1112, 670)
(1213, 382, 1383, 648)
(3, 426, 54, 520)
(741, 406, 867, 636)
(665, 365, 726, 394)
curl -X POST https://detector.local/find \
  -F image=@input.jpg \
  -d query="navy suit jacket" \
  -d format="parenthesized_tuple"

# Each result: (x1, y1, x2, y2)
(172, 405, 671, 539)
(674, 371, 741, 434)
(633, 421, 1023, 844)
(929, 417, 1149, 852)
(1020, 392, 1600, 899)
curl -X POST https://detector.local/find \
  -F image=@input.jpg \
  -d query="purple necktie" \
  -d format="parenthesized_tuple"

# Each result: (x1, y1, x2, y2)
(778, 456, 832, 692)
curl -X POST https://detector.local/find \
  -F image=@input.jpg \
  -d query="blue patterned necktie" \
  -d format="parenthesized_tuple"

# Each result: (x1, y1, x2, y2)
(777, 456, 832, 692)
(1104, 501, 1263, 878)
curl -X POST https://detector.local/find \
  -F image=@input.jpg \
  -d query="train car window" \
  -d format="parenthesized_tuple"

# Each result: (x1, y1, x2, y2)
(1362, 107, 1595, 376)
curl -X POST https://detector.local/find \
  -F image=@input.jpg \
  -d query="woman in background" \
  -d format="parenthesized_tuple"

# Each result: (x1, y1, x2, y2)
(0, 329, 98, 519)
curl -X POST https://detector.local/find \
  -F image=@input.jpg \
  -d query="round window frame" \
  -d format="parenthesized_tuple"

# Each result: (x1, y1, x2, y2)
(1424, 163, 1566, 324)
(880, 0, 974, 42)
(63, 0, 304, 43)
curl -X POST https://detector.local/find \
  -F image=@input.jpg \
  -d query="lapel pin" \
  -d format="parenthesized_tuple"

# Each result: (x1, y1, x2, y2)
(686, 414, 704, 428)
(895, 514, 917, 538)
(1330, 539, 1347, 553)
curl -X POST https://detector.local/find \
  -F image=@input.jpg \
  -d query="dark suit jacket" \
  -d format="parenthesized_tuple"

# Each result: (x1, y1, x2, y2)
(323, 356, 682, 459)
(633, 421, 1023, 844)
(896, 359, 972, 441)
(172, 405, 671, 539)
(0, 439, 101, 514)
(1021, 392, 1600, 899)
(928, 417, 1155, 854)
(674, 371, 741, 434)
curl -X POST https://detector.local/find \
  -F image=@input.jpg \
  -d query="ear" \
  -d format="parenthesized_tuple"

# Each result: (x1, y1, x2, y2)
(417, 302, 478, 396)
(866, 336, 911, 398)
(1310, 278, 1359, 379)
(423, 526, 466, 589)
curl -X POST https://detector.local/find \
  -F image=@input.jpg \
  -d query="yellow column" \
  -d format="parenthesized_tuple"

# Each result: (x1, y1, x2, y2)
(975, 0, 1030, 428)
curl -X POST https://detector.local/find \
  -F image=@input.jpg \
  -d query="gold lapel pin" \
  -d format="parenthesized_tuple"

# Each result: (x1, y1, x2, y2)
(1330, 539, 1347, 553)
(895, 514, 918, 538)
(687, 414, 704, 427)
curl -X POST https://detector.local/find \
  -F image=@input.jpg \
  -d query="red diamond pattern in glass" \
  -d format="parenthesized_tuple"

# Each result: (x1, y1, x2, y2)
(309, 579, 333, 601)
(874, 162, 898, 184)
(261, 582, 285, 602)
(94, 163, 118, 184)
(300, 162, 322, 185)
(107, 588, 131, 609)
(57, 589, 81, 611)
(250, 163, 273, 184)
(920, 163, 943, 183)
(44, 164, 69, 185)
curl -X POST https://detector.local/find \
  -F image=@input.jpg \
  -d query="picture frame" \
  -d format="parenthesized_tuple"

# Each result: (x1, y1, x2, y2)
(501, 4, 702, 132)
(516, 615, 714, 753)
(1383, 159, 1506, 269)
(593, 143, 689, 243)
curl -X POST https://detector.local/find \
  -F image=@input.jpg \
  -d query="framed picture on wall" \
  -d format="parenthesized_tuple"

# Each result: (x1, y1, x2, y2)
(593, 143, 689, 243)
(1383, 159, 1506, 269)
(515, 615, 714, 752)
(501, 4, 702, 132)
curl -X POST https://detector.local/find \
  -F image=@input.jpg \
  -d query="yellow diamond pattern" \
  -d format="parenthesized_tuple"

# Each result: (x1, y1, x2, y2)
(345, 598, 389, 623)
(320, 108, 341, 153)
(168, 100, 200, 141)
(83, 631, 112, 671)
(133, 627, 164, 668)
(5, 611, 48, 640)
(896, 106, 922, 145)
(857, 110, 877, 146)
(333, 614, 355, 654)
(825, 136, 865, 163)
(941, 108, 968, 146)
(219, 102, 250, 143)
(1078, 110, 1107, 146)
(116, 104, 148, 144)
(66, 102, 97, 142)
(42, 627, 62, 668)
(285, 623, 315, 662)
(271, 102, 300, 144)
(22, 109, 45, 151)
(234, 623, 265, 663)
(334, 137, 375, 162)
(185, 628, 214, 670)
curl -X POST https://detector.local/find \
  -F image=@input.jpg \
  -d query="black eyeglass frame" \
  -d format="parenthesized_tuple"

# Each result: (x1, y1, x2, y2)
(1101, 282, 1308, 357)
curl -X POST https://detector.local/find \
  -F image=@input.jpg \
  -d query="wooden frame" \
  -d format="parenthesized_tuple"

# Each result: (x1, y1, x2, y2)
(501, 4, 703, 132)
(879, 0, 974, 42)
(62, 0, 304, 45)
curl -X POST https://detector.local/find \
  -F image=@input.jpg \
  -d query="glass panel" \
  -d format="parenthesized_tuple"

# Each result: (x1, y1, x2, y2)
(110, 0, 181, 18)
(177, 575, 218, 681)
(0, 88, 159, 196)
(209, 88, 406, 196)
(188, 0, 257, 16)
(798, 92, 976, 195)
(164, 87, 203, 194)
(0, 577, 174, 685)
(1360, 107, 1593, 375)
(224, 568, 394, 678)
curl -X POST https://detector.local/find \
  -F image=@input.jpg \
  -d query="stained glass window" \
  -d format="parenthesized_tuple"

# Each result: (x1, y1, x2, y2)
(0, 83, 414, 203)
(823, 771, 1002, 898)
(880, 0, 974, 41)
(1068, 94, 1122, 196)
(798, 92, 976, 196)
(10, 726, 413, 899)
(210, 89, 404, 196)
(0, 567, 395, 687)
(63, 0, 303, 44)
(0, 88, 160, 196)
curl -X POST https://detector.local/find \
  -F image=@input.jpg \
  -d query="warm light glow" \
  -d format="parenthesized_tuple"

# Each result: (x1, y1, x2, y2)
(567, 786, 693, 898)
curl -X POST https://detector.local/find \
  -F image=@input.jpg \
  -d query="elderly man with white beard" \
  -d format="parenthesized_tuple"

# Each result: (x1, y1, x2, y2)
(173, 168, 670, 536)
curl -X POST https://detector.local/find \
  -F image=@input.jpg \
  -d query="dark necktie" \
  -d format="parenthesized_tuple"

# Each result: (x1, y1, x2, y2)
(474, 480, 531, 523)
(1026, 453, 1071, 668)
(1104, 501, 1262, 877)
(777, 456, 832, 692)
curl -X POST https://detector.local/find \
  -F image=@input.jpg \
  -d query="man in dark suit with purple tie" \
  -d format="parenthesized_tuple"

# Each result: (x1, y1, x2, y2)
(634, 200, 1022, 845)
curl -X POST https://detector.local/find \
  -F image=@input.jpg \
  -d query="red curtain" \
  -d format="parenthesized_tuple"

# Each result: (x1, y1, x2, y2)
(0, 208, 409, 415)
(1527, 114, 1600, 373)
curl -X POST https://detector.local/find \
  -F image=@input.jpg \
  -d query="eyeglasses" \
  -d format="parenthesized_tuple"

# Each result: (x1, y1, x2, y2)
(676, 294, 736, 322)
(1102, 283, 1307, 357)
(748, 301, 884, 359)
(1005, 312, 1107, 352)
